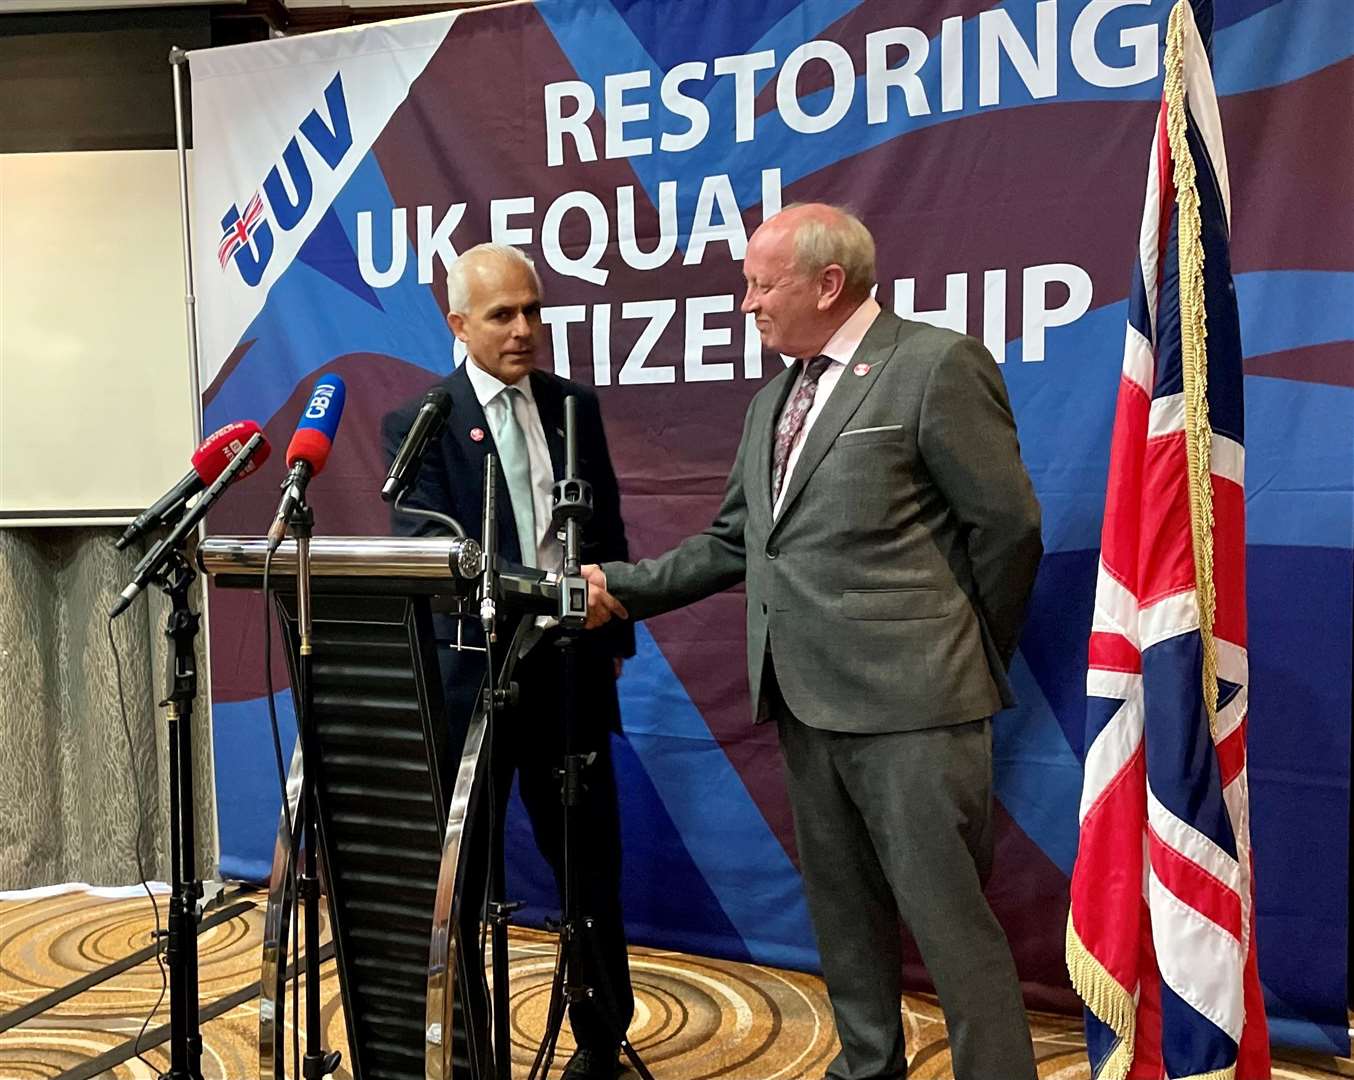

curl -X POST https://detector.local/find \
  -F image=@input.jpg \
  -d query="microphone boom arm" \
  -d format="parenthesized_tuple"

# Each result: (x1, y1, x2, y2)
(111, 431, 266, 618)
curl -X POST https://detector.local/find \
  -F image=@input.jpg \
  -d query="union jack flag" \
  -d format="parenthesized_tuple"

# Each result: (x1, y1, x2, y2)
(218, 190, 266, 269)
(1066, 2, 1271, 1078)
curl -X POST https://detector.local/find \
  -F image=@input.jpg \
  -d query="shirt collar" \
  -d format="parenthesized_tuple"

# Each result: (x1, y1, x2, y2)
(816, 296, 882, 367)
(463, 356, 538, 411)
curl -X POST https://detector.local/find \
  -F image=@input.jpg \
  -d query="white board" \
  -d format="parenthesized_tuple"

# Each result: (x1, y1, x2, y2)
(0, 149, 198, 526)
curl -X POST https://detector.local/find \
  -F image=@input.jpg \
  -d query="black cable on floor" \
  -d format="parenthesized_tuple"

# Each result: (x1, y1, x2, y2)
(107, 614, 167, 1076)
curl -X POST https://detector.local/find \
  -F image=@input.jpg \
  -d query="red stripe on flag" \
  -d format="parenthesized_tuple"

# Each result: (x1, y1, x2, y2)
(1211, 474, 1248, 648)
(1089, 631, 1142, 674)
(1155, 100, 1175, 283)
(1237, 857, 1273, 1076)
(1099, 375, 1152, 594)
(1215, 717, 1247, 788)
(1147, 825, 1243, 941)
(1072, 748, 1147, 987)
(1128, 915, 1165, 1080)
(1138, 432, 1195, 605)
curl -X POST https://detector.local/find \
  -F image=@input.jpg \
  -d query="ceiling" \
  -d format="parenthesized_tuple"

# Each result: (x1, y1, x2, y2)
(0, 0, 498, 34)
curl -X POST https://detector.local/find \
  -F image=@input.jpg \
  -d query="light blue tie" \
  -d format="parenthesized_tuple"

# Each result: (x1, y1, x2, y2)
(490, 386, 537, 565)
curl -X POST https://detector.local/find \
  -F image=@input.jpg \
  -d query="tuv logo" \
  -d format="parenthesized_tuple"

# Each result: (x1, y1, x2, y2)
(217, 72, 353, 287)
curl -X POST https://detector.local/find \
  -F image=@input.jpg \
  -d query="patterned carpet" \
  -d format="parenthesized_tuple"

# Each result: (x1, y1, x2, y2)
(0, 888, 1347, 1079)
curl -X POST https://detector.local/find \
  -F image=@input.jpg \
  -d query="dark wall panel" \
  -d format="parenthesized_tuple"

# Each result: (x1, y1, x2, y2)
(0, 9, 212, 152)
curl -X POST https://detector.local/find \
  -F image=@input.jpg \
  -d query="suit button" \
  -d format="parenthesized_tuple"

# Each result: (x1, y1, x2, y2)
(766, 546, 779, 559)
(761, 603, 768, 614)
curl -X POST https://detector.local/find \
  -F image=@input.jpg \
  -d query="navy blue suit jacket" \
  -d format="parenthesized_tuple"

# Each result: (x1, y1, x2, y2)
(380, 363, 634, 731)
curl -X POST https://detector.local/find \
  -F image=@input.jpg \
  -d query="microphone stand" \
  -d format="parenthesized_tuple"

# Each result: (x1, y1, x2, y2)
(158, 547, 204, 1080)
(529, 399, 653, 1080)
(114, 428, 264, 1080)
(283, 493, 342, 1080)
(478, 454, 521, 1080)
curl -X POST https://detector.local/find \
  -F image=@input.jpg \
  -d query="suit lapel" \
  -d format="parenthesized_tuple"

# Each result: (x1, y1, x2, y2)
(771, 314, 900, 528)
(530, 370, 567, 483)
(446, 363, 521, 561)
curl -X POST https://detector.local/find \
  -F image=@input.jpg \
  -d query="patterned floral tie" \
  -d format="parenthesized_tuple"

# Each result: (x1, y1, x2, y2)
(771, 355, 833, 503)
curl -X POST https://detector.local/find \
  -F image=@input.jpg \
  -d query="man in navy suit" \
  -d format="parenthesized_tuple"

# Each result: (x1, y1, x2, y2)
(381, 244, 634, 1080)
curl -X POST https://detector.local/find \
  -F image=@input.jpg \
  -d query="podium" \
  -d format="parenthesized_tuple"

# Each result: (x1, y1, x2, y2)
(200, 535, 497, 1080)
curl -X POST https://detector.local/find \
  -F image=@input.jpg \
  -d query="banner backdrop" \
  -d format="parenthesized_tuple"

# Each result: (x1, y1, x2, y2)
(188, 0, 1354, 1053)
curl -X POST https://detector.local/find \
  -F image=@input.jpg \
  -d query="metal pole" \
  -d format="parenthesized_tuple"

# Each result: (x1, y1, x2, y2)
(160, 557, 205, 1080)
(292, 506, 341, 1080)
(168, 42, 219, 887)
(170, 47, 204, 447)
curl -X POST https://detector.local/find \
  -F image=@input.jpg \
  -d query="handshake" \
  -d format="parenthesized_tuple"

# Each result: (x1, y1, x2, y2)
(580, 565, 629, 630)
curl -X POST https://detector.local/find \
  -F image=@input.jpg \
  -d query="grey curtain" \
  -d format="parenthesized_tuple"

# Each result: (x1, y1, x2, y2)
(0, 527, 216, 890)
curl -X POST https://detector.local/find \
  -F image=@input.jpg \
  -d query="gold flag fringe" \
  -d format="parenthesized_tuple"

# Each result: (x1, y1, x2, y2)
(1066, 914, 1137, 1079)
(1164, 0, 1220, 736)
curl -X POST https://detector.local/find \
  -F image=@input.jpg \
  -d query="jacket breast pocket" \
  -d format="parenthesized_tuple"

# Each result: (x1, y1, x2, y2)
(835, 424, 906, 447)
(842, 587, 950, 620)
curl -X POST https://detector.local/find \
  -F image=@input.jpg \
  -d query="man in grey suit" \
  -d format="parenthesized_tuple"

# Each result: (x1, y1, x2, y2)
(583, 204, 1042, 1080)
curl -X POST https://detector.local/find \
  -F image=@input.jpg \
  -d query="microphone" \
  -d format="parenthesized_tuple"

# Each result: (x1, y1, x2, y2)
(381, 387, 451, 503)
(111, 430, 268, 618)
(116, 420, 271, 550)
(266, 374, 347, 553)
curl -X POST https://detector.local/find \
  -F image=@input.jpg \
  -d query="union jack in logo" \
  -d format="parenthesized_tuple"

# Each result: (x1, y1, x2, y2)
(218, 191, 266, 270)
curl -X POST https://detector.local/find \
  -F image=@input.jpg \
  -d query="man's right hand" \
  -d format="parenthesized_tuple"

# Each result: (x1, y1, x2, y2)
(582, 564, 629, 629)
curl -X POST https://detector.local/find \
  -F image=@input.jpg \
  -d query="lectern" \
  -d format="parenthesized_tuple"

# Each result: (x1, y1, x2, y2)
(200, 535, 501, 1080)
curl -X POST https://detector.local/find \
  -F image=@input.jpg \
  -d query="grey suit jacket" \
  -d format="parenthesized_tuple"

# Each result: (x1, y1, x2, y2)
(604, 310, 1043, 734)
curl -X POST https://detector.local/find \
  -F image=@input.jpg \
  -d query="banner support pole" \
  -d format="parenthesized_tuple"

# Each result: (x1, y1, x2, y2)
(165, 41, 220, 938)
(170, 46, 203, 448)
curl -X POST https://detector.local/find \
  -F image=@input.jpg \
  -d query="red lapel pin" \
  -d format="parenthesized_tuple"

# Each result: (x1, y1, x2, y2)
(470, 427, 485, 442)
(853, 362, 871, 377)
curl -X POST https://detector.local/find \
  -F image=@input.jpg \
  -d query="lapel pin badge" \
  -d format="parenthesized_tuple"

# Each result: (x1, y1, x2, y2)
(853, 362, 871, 377)
(470, 427, 485, 442)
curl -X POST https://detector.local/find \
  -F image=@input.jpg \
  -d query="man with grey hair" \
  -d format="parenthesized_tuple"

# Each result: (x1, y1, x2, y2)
(584, 204, 1042, 1079)
(382, 242, 635, 1080)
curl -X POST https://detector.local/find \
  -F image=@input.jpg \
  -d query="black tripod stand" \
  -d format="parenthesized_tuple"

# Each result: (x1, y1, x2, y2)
(156, 549, 205, 1080)
(110, 428, 266, 1079)
(527, 397, 654, 1080)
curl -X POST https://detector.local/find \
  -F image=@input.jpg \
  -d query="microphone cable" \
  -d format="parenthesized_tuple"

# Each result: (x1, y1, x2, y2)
(261, 547, 305, 1080)
(107, 612, 167, 1075)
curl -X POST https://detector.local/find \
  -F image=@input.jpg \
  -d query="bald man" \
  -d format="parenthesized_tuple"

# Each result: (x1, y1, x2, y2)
(381, 244, 634, 1080)
(585, 205, 1042, 1080)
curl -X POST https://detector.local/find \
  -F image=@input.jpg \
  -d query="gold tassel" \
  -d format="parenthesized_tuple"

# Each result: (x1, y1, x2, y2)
(1164, 0, 1220, 735)
(1066, 914, 1137, 1079)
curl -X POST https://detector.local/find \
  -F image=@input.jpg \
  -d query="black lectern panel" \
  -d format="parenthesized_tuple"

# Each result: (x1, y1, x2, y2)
(200, 536, 484, 1080)
(274, 590, 447, 1080)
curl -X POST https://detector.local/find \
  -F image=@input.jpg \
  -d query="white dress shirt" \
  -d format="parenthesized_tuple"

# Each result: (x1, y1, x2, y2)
(464, 358, 561, 573)
(772, 296, 882, 520)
